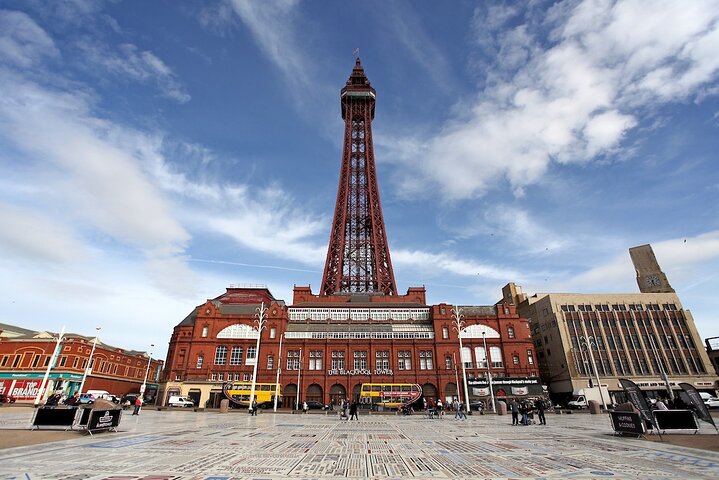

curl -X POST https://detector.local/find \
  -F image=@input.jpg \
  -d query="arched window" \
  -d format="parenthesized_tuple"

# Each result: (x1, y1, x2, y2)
(214, 346, 227, 365)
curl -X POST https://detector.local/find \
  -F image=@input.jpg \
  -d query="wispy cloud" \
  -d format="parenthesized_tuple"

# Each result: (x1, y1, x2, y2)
(386, 0, 719, 200)
(0, 10, 59, 67)
(77, 41, 191, 103)
(393, 248, 522, 281)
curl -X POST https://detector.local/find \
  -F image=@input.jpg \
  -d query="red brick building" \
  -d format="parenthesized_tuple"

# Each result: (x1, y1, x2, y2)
(160, 59, 540, 408)
(0, 323, 163, 402)
(160, 285, 540, 408)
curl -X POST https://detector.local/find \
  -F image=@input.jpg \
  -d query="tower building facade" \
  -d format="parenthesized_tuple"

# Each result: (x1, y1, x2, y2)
(159, 60, 540, 409)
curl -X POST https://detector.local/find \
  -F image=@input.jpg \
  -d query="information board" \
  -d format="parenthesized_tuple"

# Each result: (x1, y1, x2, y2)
(610, 411, 645, 436)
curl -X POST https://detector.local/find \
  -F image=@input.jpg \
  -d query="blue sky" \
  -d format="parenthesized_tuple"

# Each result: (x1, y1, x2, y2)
(1, 0, 718, 360)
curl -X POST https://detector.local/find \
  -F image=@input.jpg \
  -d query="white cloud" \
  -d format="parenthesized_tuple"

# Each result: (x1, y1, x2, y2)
(77, 42, 191, 103)
(0, 203, 86, 263)
(392, 248, 522, 281)
(0, 10, 59, 67)
(387, 0, 719, 200)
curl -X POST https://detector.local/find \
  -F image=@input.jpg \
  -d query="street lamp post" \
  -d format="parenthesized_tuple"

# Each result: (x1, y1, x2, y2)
(273, 333, 283, 412)
(482, 330, 496, 412)
(648, 335, 674, 400)
(141, 344, 155, 401)
(296, 348, 302, 410)
(452, 352, 461, 403)
(249, 302, 268, 414)
(451, 306, 470, 414)
(34, 326, 66, 406)
(77, 326, 100, 396)
(579, 335, 608, 410)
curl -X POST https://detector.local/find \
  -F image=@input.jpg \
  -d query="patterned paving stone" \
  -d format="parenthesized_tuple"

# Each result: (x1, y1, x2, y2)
(1, 409, 719, 479)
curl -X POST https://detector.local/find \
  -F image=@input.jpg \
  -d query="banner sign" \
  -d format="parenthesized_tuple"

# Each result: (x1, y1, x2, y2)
(610, 411, 645, 436)
(679, 382, 716, 429)
(87, 409, 122, 432)
(472, 387, 490, 396)
(327, 369, 394, 376)
(618, 378, 655, 430)
(653, 410, 699, 431)
(32, 407, 78, 428)
(511, 387, 528, 395)
(467, 377, 541, 387)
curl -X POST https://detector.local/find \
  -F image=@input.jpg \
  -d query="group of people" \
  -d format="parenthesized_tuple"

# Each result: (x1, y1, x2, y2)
(510, 398, 548, 426)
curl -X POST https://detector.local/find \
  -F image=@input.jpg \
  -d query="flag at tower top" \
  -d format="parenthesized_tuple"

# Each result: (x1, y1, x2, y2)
(320, 59, 397, 296)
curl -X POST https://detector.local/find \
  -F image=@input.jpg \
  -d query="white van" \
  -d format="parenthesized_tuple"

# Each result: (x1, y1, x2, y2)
(86, 390, 111, 400)
(168, 396, 195, 408)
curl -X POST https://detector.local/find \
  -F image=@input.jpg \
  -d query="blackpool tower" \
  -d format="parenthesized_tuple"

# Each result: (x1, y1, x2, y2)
(320, 58, 397, 296)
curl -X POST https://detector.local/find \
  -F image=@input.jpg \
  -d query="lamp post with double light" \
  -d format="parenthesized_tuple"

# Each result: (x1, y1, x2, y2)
(34, 326, 66, 406)
(249, 302, 268, 413)
(579, 335, 608, 410)
(141, 344, 155, 402)
(77, 326, 100, 396)
(451, 306, 470, 414)
(482, 330, 496, 412)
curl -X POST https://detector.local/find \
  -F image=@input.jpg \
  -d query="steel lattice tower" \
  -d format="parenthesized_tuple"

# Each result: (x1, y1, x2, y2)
(320, 58, 397, 296)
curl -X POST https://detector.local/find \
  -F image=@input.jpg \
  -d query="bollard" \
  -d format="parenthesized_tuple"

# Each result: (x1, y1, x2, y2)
(496, 400, 508, 415)
(587, 400, 601, 414)
(219, 399, 229, 413)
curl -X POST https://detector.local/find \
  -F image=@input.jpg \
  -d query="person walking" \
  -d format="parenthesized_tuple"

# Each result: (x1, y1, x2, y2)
(302, 401, 308, 414)
(436, 399, 444, 419)
(510, 399, 519, 425)
(251, 397, 258, 416)
(132, 396, 142, 415)
(349, 400, 359, 421)
(536, 398, 547, 425)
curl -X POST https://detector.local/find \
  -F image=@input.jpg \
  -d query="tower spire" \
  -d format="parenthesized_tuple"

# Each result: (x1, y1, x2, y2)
(320, 59, 397, 296)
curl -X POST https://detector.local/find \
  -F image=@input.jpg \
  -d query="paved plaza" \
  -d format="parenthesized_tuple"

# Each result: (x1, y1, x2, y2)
(1, 408, 719, 479)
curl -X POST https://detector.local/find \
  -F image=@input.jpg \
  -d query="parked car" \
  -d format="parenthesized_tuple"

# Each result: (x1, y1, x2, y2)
(0, 393, 17, 404)
(304, 400, 325, 410)
(78, 393, 95, 405)
(704, 397, 719, 409)
(469, 401, 485, 412)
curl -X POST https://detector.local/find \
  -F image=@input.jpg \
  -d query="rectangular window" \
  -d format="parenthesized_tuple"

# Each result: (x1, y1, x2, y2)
(512, 355, 520, 365)
(32, 355, 41, 368)
(211, 373, 216, 381)
(445, 355, 452, 369)
(397, 351, 411, 370)
(287, 350, 300, 370)
(442, 327, 449, 339)
(197, 355, 203, 369)
(474, 346, 487, 368)
(214, 346, 227, 365)
(331, 351, 345, 370)
(267, 355, 274, 370)
(309, 351, 323, 370)
(507, 326, 515, 338)
(354, 351, 367, 370)
(59, 356, 67, 367)
(461, 347, 472, 368)
(230, 347, 243, 366)
(375, 351, 389, 370)
(243, 373, 250, 381)
(527, 349, 534, 365)
(419, 351, 433, 370)
(218, 373, 223, 381)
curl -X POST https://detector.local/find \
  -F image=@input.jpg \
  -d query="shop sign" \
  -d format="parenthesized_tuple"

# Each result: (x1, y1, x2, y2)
(327, 368, 393, 376)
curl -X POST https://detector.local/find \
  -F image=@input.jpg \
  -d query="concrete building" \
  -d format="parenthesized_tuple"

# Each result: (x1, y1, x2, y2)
(503, 245, 718, 404)
(0, 322, 163, 403)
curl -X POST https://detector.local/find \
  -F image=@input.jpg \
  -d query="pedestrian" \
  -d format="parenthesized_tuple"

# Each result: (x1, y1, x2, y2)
(510, 399, 519, 425)
(654, 398, 668, 411)
(132, 396, 142, 415)
(349, 400, 359, 421)
(64, 392, 80, 406)
(436, 399, 444, 418)
(251, 397, 258, 416)
(519, 401, 529, 425)
(302, 401, 308, 414)
(536, 398, 547, 425)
